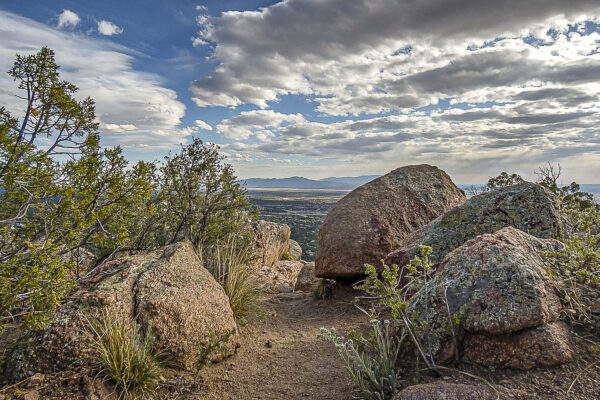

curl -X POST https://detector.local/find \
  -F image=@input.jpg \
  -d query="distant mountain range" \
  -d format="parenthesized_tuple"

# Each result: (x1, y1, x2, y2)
(241, 175, 380, 189)
(242, 176, 600, 196)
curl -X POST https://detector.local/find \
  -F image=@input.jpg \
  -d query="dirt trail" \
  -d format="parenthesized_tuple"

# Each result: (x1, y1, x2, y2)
(196, 288, 366, 400)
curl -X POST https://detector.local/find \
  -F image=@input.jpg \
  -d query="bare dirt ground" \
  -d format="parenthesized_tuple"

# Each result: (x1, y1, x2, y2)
(194, 287, 366, 400)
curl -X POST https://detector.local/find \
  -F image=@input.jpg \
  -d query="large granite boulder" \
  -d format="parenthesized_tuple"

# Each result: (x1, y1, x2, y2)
(385, 182, 570, 269)
(315, 165, 465, 278)
(407, 227, 571, 369)
(249, 220, 291, 267)
(0, 241, 238, 382)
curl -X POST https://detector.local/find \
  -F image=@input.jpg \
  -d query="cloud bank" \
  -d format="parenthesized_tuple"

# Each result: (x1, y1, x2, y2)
(192, 0, 600, 182)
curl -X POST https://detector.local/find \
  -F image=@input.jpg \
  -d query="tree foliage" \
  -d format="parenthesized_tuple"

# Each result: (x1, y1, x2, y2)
(535, 162, 596, 211)
(486, 171, 525, 190)
(134, 137, 254, 251)
(0, 47, 154, 329)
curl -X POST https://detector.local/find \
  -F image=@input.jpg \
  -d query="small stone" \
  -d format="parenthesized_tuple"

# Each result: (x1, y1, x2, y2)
(22, 390, 40, 400)
(27, 373, 45, 387)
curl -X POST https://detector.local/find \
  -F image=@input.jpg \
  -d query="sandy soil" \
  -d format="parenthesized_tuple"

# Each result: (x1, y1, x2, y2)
(194, 288, 366, 400)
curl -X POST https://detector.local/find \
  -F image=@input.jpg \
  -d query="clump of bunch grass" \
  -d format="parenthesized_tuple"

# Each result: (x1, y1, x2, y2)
(200, 235, 264, 321)
(319, 319, 404, 400)
(84, 310, 162, 400)
(280, 250, 294, 261)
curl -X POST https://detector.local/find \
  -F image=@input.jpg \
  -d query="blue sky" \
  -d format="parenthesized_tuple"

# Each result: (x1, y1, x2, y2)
(1, 1, 599, 182)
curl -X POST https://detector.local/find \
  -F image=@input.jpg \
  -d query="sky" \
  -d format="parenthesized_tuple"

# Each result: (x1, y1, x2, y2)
(0, 0, 599, 183)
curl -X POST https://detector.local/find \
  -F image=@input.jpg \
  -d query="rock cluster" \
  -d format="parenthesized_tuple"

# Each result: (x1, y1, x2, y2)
(316, 165, 466, 278)
(313, 167, 575, 371)
(407, 227, 571, 369)
(1, 241, 238, 380)
(385, 182, 570, 269)
(250, 220, 320, 293)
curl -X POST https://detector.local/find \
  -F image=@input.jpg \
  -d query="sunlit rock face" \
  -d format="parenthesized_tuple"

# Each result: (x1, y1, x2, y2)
(316, 164, 465, 278)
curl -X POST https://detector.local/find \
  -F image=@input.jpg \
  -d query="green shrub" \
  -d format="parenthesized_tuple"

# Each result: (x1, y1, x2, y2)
(486, 172, 525, 190)
(133, 137, 256, 251)
(201, 235, 264, 321)
(196, 328, 236, 370)
(319, 320, 404, 400)
(280, 250, 294, 261)
(85, 310, 162, 400)
(543, 206, 600, 324)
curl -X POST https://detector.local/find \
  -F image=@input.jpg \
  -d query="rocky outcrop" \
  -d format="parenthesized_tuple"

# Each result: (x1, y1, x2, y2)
(260, 260, 304, 293)
(1, 241, 238, 381)
(407, 227, 570, 369)
(385, 182, 569, 269)
(288, 239, 302, 261)
(249, 220, 291, 267)
(395, 383, 517, 400)
(294, 262, 320, 292)
(316, 165, 465, 278)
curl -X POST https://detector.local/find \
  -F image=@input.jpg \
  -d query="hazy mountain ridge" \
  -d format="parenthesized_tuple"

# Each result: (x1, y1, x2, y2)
(241, 175, 380, 189)
(242, 176, 600, 195)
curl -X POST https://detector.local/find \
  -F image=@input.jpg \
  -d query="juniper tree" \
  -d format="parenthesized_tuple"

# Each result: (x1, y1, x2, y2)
(0, 47, 154, 329)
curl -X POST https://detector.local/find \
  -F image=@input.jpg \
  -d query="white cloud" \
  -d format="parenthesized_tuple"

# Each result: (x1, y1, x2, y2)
(103, 123, 137, 131)
(216, 110, 306, 140)
(97, 20, 123, 36)
(57, 10, 80, 29)
(194, 119, 213, 130)
(0, 11, 187, 151)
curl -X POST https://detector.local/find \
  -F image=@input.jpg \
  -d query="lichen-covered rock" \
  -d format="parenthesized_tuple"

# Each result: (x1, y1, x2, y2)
(385, 182, 569, 269)
(407, 227, 568, 368)
(0, 241, 238, 381)
(394, 383, 516, 400)
(250, 220, 291, 267)
(288, 239, 302, 261)
(316, 165, 465, 278)
(133, 241, 239, 369)
(463, 321, 572, 369)
(260, 260, 304, 293)
(294, 262, 320, 292)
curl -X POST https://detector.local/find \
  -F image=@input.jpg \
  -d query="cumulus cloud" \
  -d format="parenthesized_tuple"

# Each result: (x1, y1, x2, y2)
(0, 11, 187, 151)
(194, 119, 213, 130)
(57, 9, 80, 29)
(191, 0, 600, 182)
(97, 20, 123, 36)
